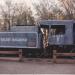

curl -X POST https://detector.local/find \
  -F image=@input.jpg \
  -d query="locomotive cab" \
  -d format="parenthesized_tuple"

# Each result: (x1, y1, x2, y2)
(39, 20, 75, 46)
(39, 20, 75, 58)
(39, 21, 66, 48)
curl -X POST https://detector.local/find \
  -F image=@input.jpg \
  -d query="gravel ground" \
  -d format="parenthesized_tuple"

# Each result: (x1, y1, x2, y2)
(0, 59, 75, 74)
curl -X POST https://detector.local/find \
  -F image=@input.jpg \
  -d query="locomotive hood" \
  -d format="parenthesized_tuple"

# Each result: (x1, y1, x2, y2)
(9, 26, 38, 32)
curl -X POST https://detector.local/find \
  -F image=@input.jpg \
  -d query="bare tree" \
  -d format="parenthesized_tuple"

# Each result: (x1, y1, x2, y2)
(15, 4, 35, 25)
(0, 0, 35, 31)
(0, 0, 16, 30)
(58, 0, 75, 19)
(33, 0, 56, 20)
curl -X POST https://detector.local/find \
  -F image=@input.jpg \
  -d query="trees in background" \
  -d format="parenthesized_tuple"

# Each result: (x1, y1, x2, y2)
(0, 0, 13, 30)
(58, 0, 75, 19)
(0, 0, 35, 30)
(0, 0, 75, 31)
(33, 0, 56, 20)
(33, 0, 66, 20)
(13, 3, 35, 26)
(33, 0, 75, 20)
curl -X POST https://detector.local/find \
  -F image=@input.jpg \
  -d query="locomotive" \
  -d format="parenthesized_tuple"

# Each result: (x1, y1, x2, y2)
(0, 20, 75, 58)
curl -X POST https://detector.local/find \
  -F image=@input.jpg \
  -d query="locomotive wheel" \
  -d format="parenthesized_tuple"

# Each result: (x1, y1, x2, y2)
(70, 48, 75, 59)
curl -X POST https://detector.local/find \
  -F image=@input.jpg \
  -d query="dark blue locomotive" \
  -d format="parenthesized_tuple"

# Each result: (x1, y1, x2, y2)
(0, 20, 75, 57)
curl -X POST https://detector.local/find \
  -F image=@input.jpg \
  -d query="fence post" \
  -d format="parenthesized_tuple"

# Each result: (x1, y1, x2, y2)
(19, 49, 23, 61)
(53, 50, 57, 63)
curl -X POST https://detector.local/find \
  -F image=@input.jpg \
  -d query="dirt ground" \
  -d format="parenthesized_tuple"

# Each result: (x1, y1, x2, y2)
(0, 59, 75, 74)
